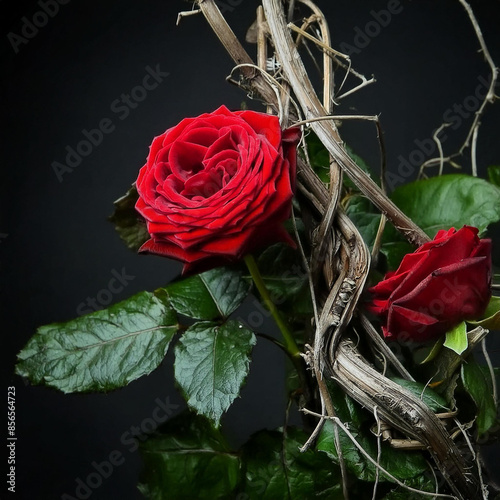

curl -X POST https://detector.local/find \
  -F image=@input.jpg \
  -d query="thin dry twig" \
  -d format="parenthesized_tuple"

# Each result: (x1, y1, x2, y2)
(263, 0, 429, 246)
(359, 313, 415, 381)
(302, 408, 458, 499)
(419, 0, 498, 176)
(372, 406, 382, 500)
(288, 22, 351, 100)
(226, 63, 302, 124)
(419, 122, 452, 178)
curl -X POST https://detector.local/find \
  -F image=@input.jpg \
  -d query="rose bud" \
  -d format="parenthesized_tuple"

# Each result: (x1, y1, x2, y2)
(367, 225, 491, 343)
(135, 105, 301, 274)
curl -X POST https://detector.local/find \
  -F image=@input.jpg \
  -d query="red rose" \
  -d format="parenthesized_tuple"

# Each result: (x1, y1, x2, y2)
(368, 226, 491, 343)
(135, 105, 300, 274)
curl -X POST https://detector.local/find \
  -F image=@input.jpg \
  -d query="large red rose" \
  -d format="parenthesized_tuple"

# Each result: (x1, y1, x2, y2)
(368, 226, 491, 343)
(135, 105, 300, 274)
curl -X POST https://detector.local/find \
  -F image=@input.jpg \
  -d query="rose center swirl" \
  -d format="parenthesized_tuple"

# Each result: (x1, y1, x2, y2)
(160, 125, 251, 202)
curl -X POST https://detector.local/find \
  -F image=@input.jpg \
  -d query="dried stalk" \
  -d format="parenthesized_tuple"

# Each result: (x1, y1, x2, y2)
(302, 408, 457, 499)
(193, 0, 484, 497)
(298, 153, 481, 498)
(331, 338, 480, 499)
(197, 0, 281, 110)
(262, 0, 429, 248)
(297, 0, 334, 112)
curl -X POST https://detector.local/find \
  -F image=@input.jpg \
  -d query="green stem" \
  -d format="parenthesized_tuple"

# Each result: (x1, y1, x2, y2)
(244, 254, 301, 357)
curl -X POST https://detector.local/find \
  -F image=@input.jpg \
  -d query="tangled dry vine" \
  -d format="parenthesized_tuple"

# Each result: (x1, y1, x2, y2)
(184, 0, 497, 498)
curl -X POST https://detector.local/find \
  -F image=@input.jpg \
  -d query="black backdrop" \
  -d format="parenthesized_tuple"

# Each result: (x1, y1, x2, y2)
(3, 1, 500, 499)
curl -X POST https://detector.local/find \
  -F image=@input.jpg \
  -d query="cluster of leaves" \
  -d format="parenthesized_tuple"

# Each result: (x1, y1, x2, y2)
(308, 133, 500, 437)
(17, 265, 255, 426)
(15, 245, 438, 499)
(16, 137, 500, 497)
(137, 376, 453, 499)
(138, 412, 343, 499)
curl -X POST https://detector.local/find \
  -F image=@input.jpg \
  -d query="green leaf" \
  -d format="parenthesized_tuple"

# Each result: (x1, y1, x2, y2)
(16, 291, 179, 393)
(241, 427, 342, 499)
(317, 381, 429, 483)
(138, 411, 241, 499)
(382, 474, 436, 499)
(174, 321, 256, 427)
(389, 174, 500, 237)
(381, 174, 500, 270)
(389, 378, 450, 413)
(443, 321, 468, 355)
(461, 359, 497, 436)
(165, 267, 251, 320)
(305, 132, 376, 188)
(317, 420, 429, 483)
(345, 195, 382, 249)
(108, 184, 149, 251)
(488, 165, 500, 187)
(468, 296, 500, 329)
(417, 337, 444, 364)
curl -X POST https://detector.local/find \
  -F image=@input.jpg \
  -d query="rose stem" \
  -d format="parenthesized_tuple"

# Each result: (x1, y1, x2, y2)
(244, 254, 301, 358)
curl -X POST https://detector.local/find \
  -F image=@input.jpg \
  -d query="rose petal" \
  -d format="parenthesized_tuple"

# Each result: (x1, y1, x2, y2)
(135, 106, 298, 272)
(386, 304, 441, 342)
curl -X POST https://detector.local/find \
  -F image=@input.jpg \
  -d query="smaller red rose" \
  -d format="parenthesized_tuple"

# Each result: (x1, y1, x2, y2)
(135, 105, 301, 274)
(367, 225, 491, 343)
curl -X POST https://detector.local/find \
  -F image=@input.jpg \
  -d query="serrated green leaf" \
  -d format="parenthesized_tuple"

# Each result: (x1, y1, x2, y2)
(461, 359, 497, 436)
(174, 321, 256, 426)
(488, 165, 500, 187)
(138, 411, 240, 499)
(108, 184, 149, 251)
(165, 267, 250, 320)
(468, 296, 500, 329)
(443, 321, 468, 355)
(241, 427, 342, 499)
(16, 291, 179, 393)
(389, 378, 450, 412)
(325, 378, 368, 428)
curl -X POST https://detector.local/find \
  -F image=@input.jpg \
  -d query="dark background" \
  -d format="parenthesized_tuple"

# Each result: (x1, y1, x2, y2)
(2, 1, 500, 498)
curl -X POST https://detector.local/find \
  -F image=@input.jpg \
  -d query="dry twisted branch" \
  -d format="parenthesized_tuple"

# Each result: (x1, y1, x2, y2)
(195, 0, 485, 497)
